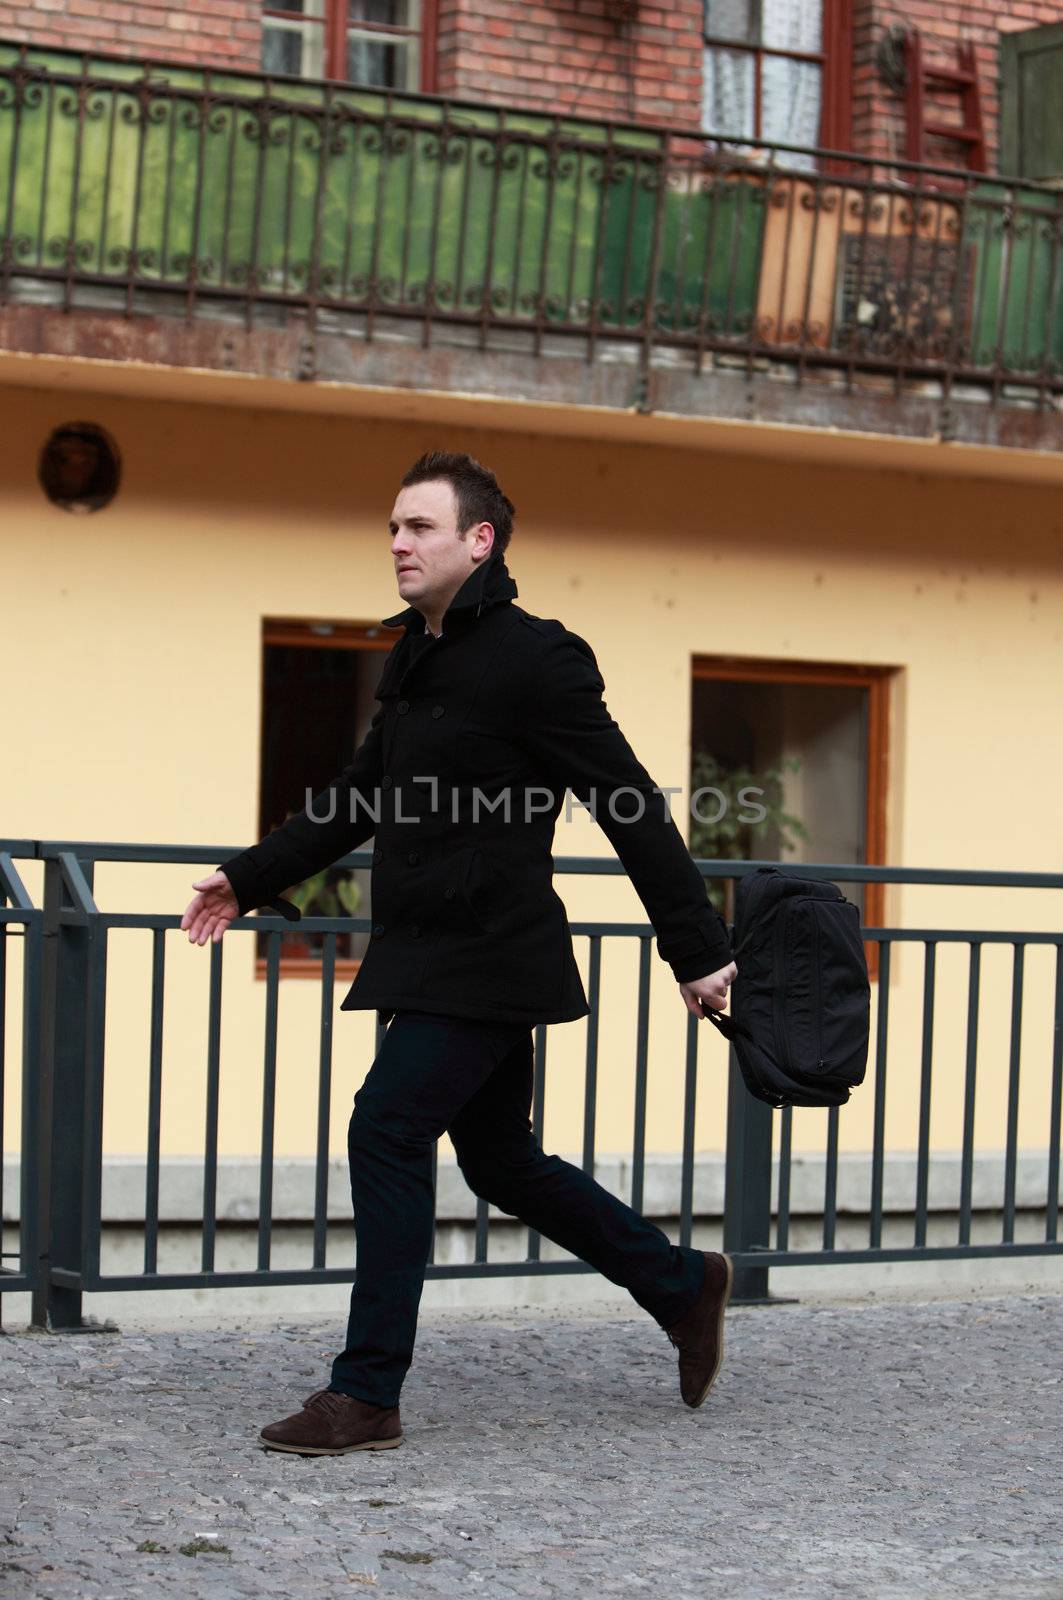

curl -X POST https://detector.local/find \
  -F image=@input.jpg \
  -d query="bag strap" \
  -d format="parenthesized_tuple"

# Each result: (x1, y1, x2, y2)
(701, 1006, 790, 1107)
(702, 1007, 735, 1040)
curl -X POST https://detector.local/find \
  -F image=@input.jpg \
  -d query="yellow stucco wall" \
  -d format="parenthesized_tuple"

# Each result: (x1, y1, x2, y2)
(3, 371, 1062, 1168)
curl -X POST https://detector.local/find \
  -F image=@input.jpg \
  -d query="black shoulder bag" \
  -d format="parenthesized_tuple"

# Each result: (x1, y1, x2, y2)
(704, 865, 871, 1109)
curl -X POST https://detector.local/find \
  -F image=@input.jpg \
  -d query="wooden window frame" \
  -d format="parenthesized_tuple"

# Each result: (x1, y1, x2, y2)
(703, 0, 852, 153)
(820, 0, 852, 153)
(691, 652, 893, 982)
(254, 616, 391, 983)
(261, 0, 439, 93)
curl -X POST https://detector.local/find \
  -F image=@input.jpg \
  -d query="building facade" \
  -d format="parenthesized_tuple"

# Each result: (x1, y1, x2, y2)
(2, 3, 1062, 1290)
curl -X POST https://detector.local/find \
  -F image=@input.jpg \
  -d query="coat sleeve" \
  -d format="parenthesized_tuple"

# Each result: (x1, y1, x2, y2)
(216, 702, 387, 918)
(516, 626, 733, 983)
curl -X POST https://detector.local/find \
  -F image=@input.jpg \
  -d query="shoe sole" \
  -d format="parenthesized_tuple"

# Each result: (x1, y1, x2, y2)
(260, 1433, 404, 1456)
(688, 1252, 734, 1409)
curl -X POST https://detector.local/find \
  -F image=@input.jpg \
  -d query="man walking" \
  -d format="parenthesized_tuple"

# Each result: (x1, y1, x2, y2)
(180, 451, 738, 1456)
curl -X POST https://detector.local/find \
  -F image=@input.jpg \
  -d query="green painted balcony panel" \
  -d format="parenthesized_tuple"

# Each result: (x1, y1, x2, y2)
(966, 182, 1063, 375)
(0, 44, 761, 338)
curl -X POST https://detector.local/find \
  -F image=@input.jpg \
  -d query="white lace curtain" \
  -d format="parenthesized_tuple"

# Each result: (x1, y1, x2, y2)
(702, 0, 823, 169)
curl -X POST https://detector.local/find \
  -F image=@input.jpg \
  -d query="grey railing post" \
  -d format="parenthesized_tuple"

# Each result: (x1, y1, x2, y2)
(32, 853, 96, 1330)
(722, 1041, 774, 1302)
(0, 849, 41, 1329)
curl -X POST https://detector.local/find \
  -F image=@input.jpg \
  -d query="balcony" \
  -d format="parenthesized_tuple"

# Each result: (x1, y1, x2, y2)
(2, 42, 1062, 451)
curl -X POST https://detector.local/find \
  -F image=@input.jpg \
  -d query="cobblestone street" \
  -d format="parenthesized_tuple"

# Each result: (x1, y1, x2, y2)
(2, 1291, 1061, 1599)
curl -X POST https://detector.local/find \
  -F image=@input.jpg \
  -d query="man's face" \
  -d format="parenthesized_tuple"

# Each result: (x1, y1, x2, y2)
(388, 478, 493, 611)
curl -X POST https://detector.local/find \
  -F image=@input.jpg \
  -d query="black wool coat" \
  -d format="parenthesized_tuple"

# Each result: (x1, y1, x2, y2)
(218, 549, 733, 1027)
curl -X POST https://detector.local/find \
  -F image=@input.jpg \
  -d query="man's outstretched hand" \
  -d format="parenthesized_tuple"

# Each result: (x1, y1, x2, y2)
(679, 960, 738, 1018)
(180, 870, 239, 946)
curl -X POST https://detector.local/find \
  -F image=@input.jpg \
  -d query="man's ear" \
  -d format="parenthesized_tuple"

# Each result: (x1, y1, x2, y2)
(473, 521, 496, 560)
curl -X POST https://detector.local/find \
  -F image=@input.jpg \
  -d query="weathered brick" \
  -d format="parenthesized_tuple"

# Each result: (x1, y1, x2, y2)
(0, 0, 261, 69)
(435, 0, 704, 130)
(852, 0, 1063, 173)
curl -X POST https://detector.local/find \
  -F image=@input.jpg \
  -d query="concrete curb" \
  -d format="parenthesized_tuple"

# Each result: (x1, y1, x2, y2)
(3, 1150, 1056, 1222)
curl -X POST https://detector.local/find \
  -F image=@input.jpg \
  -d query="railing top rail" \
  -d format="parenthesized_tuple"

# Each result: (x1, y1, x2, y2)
(1, 37, 1058, 194)
(0, 850, 34, 909)
(85, 911, 1063, 944)
(20, 841, 1063, 891)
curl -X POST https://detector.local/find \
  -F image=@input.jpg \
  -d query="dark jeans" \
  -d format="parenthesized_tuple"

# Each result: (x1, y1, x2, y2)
(328, 1010, 707, 1407)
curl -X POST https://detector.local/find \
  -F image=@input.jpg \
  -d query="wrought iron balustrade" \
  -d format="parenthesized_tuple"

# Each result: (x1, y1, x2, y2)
(2, 43, 1063, 404)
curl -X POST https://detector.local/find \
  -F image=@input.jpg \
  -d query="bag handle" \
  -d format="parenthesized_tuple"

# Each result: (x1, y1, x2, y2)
(701, 1006, 736, 1040)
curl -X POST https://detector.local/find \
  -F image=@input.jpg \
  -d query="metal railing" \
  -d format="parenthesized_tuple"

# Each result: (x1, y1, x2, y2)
(3, 43, 1063, 406)
(1, 839, 1061, 1329)
(0, 847, 41, 1303)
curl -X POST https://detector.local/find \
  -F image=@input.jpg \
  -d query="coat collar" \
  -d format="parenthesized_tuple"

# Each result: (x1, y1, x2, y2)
(380, 548, 518, 636)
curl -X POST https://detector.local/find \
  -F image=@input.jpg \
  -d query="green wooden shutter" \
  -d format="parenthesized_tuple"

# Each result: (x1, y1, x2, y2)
(1000, 22, 1063, 181)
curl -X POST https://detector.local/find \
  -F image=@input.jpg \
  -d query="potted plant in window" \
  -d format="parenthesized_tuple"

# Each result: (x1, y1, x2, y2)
(278, 868, 363, 960)
(689, 748, 810, 924)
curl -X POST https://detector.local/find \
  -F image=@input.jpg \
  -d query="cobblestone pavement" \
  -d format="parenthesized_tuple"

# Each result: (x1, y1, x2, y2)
(2, 1292, 1061, 1600)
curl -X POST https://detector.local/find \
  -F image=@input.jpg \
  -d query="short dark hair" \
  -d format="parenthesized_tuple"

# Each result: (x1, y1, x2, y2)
(400, 450, 514, 555)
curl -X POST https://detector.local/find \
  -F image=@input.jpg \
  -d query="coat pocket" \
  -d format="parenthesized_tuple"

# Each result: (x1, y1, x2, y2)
(459, 845, 510, 935)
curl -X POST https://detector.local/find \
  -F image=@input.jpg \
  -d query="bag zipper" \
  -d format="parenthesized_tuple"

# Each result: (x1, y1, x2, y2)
(734, 866, 778, 959)
(810, 900, 825, 1071)
(772, 897, 793, 1077)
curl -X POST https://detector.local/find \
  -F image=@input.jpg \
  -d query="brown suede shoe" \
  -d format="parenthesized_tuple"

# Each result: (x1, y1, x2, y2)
(661, 1251, 734, 1408)
(260, 1388, 403, 1456)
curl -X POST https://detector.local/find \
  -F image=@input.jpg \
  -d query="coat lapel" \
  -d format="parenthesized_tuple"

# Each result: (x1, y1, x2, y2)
(380, 548, 518, 633)
(377, 550, 518, 698)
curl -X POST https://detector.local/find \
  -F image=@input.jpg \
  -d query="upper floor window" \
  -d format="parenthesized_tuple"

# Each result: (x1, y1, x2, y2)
(262, 1, 434, 93)
(703, 0, 851, 167)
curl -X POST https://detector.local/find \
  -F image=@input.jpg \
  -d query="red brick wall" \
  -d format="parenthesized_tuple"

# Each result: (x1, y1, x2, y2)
(435, 0, 705, 129)
(0, 0, 706, 129)
(0, 0, 261, 69)
(853, 0, 1063, 171)
(7, 0, 1063, 168)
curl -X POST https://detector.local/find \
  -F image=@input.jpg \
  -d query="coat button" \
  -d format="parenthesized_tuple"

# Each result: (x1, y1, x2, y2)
(397, 699, 410, 715)
(410, 922, 422, 939)
(443, 886, 456, 901)
(381, 775, 393, 790)
(372, 848, 383, 864)
(407, 850, 420, 866)
(372, 923, 385, 938)
(431, 704, 445, 718)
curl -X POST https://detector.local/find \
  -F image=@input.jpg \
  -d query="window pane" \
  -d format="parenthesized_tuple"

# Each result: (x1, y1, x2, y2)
(690, 677, 869, 920)
(259, 639, 387, 962)
(347, 30, 418, 88)
(704, 0, 755, 45)
(263, 0, 325, 15)
(762, 54, 821, 157)
(348, 0, 416, 24)
(263, 17, 326, 78)
(702, 46, 755, 139)
(762, 0, 822, 53)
